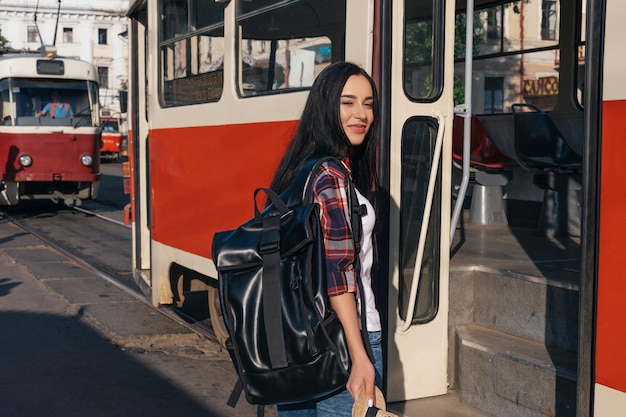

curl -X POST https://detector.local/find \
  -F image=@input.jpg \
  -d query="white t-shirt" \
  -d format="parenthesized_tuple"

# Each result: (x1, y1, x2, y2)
(354, 187, 382, 332)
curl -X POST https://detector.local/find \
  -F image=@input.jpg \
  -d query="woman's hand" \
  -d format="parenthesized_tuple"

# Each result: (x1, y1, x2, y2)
(346, 352, 375, 402)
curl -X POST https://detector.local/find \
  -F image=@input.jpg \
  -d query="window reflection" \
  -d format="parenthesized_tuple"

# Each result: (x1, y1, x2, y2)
(237, 0, 345, 96)
(159, 0, 225, 106)
(399, 117, 441, 323)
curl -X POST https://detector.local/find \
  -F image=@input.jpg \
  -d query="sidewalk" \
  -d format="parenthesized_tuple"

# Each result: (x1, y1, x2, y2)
(0, 219, 275, 417)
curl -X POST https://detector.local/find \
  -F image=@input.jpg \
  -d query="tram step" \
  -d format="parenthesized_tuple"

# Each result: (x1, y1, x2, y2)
(450, 267, 579, 352)
(388, 390, 490, 417)
(455, 323, 576, 417)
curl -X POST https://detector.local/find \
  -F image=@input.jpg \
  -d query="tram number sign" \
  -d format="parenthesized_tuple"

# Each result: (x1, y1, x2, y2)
(37, 60, 65, 76)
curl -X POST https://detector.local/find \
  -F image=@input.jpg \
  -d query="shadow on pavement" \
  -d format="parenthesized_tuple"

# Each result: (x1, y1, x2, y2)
(0, 308, 224, 417)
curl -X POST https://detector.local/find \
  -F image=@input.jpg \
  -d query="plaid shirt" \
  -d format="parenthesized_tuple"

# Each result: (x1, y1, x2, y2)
(308, 160, 357, 297)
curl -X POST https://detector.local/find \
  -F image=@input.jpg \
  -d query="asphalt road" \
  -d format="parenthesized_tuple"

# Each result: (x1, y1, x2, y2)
(0, 162, 277, 417)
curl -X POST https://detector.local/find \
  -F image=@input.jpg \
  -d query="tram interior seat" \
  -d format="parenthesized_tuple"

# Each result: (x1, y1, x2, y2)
(511, 103, 582, 171)
(477, 105, 582, 236)
(453, 115, 517, 225)
(15, 116, 40, 126)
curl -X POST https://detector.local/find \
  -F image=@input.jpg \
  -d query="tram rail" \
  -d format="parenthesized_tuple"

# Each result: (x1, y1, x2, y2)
(1, 209, 219, 345)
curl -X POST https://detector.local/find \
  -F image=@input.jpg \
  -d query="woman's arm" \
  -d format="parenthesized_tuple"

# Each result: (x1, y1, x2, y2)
(330, 293, 375, 402)
(313, 161, 375, 401)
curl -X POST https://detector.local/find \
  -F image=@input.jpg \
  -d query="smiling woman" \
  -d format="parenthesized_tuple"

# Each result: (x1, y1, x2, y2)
(267, 62, 383, 417)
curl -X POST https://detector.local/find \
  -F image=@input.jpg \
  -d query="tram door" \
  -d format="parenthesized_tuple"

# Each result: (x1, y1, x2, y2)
(384, 0, 455, 402)
(127, 4, 152, 289)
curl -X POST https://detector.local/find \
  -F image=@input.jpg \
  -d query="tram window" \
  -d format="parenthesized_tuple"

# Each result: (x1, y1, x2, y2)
(452, 1, 564, 113)
(236, 0, 346, 97)
(399, 117, 441, 323)
(404, 0, 444, 101)
(161, 0, 188, 41)
(0, 79, 10, 124)
(161, 0, 223, 39)
(6, 79, 98, 127)
(102, 120, 119, 133)
(577, 0, 586, 107)
(159, 0, 225, 106)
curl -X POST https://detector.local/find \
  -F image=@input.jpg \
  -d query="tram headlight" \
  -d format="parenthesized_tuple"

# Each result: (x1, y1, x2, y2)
(80, 154, 94, 167)
(19, 154, 33, 167)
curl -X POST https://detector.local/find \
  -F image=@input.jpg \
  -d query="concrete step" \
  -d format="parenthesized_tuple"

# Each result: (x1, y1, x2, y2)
(450, 266, 579, 352)
(389, 391, 489, 417)
(455, 324, 577, 417)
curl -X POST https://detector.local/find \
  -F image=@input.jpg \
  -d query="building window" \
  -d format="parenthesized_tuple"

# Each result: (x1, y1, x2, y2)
(63, 27, 73, 43)
(28, 25, 39, 43)
(541, 0, 557, 40)
(98, 28, 108, 45)
(98, 67, 109, 88)
(484, 76, 504, 113)
(486, 7, 502, 40)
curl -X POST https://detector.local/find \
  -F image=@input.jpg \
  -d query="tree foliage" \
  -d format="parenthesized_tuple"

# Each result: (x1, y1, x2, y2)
(0, 29, 10, 49)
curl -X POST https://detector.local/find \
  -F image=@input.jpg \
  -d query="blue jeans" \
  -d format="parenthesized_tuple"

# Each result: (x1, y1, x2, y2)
(277, 331, 383, 417)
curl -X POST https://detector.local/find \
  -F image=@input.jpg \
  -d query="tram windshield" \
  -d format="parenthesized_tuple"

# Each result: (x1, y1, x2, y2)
(101, 118, 120, 133)
(0, 78, 99, 127)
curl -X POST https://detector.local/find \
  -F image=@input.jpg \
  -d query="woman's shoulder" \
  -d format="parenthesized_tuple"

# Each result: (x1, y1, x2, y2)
(309, 158, 350, 193)
(312, 158, 350, 181)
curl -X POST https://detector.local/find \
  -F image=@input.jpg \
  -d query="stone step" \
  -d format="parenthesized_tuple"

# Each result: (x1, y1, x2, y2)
(388, 391, 489, 417)
(450, 266, 579, 352)
(455, 324, 577, 417)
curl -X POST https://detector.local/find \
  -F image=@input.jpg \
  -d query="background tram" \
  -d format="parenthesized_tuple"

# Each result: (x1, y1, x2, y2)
(125, 1, 625, 416)
(99, 109, 125, 161)
(0, 49, 102, 206)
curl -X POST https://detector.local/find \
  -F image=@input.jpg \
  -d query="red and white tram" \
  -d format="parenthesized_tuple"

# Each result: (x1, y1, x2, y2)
(99, 110, 125, 161)
(125, 0, 625, 415)
(0, 49, 101, 206)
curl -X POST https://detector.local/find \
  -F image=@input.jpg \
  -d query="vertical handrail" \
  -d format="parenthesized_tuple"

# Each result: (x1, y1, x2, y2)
(397, 111, 445, 334)
(450, 0, 475, 245)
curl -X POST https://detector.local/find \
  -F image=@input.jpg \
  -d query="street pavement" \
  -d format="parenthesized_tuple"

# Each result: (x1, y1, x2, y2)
(0, 219, 277, 417)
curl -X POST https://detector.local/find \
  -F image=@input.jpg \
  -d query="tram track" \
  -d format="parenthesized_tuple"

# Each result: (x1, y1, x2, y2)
(1, 207, 220, 345)
(72, 204, 130, 228)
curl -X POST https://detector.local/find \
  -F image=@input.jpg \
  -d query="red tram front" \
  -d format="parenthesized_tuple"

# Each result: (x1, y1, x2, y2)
(100, 111, 125, 161)
(0, 52, 101, 206)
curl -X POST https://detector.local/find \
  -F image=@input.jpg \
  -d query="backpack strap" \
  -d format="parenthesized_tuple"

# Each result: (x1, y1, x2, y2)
(227, 378, 265, 416)
(49, 102, 55, 118)
(260, 213, 288, 369)
(341, 165, 376, 364)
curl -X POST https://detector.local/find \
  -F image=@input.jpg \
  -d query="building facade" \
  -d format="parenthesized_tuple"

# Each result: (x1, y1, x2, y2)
(0, 0, 128, 112)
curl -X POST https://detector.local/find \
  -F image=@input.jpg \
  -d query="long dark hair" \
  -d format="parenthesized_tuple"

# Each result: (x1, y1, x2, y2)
(269, 62, 380, 204)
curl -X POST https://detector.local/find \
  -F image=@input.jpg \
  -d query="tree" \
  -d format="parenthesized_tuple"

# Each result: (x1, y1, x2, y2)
(405, 11, 485, 102)
(0, 29, 10, 50)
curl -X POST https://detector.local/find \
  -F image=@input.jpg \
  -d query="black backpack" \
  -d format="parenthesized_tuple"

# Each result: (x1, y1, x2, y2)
(212, 157, 372, 407)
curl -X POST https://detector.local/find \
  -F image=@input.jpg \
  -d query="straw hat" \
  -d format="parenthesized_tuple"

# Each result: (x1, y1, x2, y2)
(352, 386, 399, 417)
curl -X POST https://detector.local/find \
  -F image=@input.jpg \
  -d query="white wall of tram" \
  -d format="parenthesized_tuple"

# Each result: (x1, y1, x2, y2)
(601, 0, 626, 102)
(0, 56, 98, 82)
(595, 385, 626, 417)
(142, 0, 375, 307)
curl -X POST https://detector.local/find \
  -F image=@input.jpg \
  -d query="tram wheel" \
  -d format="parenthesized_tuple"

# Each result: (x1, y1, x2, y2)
(208, 286, 229, 348)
